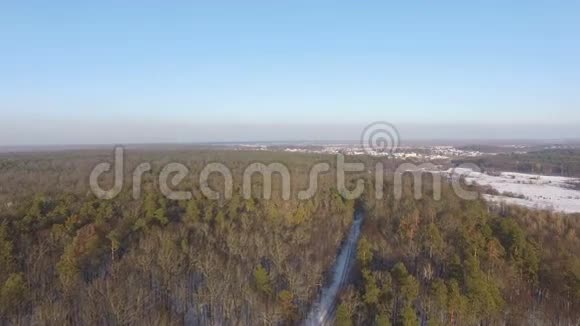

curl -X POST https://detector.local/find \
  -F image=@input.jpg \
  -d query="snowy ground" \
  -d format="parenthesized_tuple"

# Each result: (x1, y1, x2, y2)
(304, 213, 364, 325)
(447, 168, 580, 214)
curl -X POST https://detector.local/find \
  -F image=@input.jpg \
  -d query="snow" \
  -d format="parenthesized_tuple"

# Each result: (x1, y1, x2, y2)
(304, 213, 364, 325)
(447, 168, 580, 214)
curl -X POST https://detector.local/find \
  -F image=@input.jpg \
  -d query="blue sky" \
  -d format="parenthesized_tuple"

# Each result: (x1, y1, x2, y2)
(1, 1, 579, 144)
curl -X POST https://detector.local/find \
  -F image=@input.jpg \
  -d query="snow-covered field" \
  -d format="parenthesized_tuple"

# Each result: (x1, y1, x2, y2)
(448, 168, 580, 214)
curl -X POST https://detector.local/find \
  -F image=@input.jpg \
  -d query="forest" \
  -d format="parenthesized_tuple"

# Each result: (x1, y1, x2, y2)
(453, 148, 580, 178)
(0, 148, 579, 325)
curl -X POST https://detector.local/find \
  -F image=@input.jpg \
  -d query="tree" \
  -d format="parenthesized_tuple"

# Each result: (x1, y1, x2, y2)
(357, 236, 373, 267)
(336, 303, 353, 326)
(377, 314, 392, 326)
(374, 270, 394, 316)
(485, 238, 505, 274)
(422, 223, 443, 259)
(185, 199, 200, 226)
(152, 197, 169, 225)
(363, 269, 381, 306)
(392, 262, 419, 303)
(564, 257, 580, 302)
(447, 280, 467, 325)
(253, 265, 272, 296)
(494, 218, 539, 284)
(107, 230, 121, 261)
(447, 254, 463, 284)
(0, 273, 27, 316)
(0, 224, 15, 276)
(57, 242, 81, 293)
(398, 304, 418, 326)
(464, 255, 504, 320)
(428, 279, 448, 323)
(215, 210, 226, 230)
(143, 192, 169, 225)
(278, 290, 297, 322)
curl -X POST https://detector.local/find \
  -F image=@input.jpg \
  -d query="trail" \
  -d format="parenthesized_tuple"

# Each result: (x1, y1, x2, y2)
(303, 212, 364, 326)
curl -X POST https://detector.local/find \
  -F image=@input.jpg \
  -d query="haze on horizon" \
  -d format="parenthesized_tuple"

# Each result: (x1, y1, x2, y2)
(1, 1, 579, 145)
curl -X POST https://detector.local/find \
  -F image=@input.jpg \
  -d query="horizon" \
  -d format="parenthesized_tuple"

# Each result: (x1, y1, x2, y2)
(2, 134, 580, 153)
(1, 122, 580, 147)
